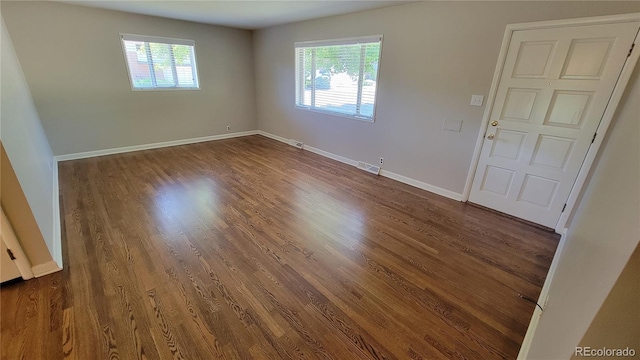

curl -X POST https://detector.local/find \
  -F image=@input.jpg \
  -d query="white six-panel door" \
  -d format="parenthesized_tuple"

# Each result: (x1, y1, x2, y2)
(469, 22, 639, 228)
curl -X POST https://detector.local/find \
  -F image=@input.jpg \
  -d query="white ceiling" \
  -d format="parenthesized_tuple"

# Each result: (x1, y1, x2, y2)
(56, 1, 411, 30)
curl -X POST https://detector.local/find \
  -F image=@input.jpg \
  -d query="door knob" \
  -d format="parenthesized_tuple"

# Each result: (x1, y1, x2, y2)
(491, 121, 499, 126)
(486, 133, 495, 140)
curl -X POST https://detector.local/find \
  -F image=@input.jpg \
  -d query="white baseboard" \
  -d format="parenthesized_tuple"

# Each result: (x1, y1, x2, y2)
(258, 131, 358, 166)
(257, 130, 289, 144)
(303, 144, 359, 167)
(380, 169, 464, 201)
(52, 158, 63, 269)
(517, 227, 569, 359)
(54, 130, 259, 161)
(257, 131, 463, 202)
(32, 260, 62, 278)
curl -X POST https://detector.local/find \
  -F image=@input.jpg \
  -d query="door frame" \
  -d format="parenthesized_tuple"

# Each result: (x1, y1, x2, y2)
(1, 207, 34, 280)
(462, 13, 640, 233)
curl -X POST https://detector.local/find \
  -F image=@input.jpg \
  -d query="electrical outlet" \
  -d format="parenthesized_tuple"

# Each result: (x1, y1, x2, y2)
(379, 157, 384, 165)
(226, 125, 231, 132)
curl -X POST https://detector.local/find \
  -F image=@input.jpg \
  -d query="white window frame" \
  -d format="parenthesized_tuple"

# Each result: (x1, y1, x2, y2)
(120, 33, 201, 91)
(294, 35, 383, 122)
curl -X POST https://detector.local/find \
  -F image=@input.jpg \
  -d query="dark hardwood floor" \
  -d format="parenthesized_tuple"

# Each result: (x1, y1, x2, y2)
(1, 135, 559, 359)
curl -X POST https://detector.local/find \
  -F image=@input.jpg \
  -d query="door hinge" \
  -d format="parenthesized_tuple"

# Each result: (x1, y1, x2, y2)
(591, 132, 597, 143)
(628, 43, 635, 57)
(562, 203, 567, 212)
(6, 248, 16, 260)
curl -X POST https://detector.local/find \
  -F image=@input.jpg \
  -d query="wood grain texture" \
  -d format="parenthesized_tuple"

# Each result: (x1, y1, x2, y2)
(1, 135, 559, 359)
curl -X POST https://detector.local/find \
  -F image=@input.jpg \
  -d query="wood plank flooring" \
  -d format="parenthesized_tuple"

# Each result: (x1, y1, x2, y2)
(1, 135, 559, 359)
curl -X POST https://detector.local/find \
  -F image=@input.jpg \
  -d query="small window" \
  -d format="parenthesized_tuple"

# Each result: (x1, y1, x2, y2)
(295, 36, 382, 121)
(120, 34, 199, 90)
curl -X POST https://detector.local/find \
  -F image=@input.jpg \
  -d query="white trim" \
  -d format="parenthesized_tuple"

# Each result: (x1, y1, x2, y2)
(462, 13, 640, 234)
(555, 28, 640, 233)
(303, 144, 358, 167)
(380, 170, 464, 201)
(295, 35, 382, 48)
(31, 260, 62, 278)
(129, 86, 201, 92)
(295, 106, 375, 123)
(120, 33, 201, 91)
(120, 33, 195, 46)
(257, 131, 464, 202)
(462, 26, 513, 202)
(294, 35, 383, 123)
(54, 131, 259, 162)
(504, 12, 640, 31)
(257, 130, 290, 144)
(518, 227, 570, 359)
(52, 158, 63, 268)
(1, 207, 34, 280)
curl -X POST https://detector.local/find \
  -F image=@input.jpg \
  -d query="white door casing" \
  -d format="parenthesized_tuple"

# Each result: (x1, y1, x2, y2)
(1, 238, 21, 282)
(0, 207, 34, 281)
(469, 21, 639, 228)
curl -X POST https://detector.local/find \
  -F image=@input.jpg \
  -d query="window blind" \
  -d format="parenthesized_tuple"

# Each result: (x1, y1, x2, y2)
(295, 36, 382, 121)
(120, 34, 199, 90)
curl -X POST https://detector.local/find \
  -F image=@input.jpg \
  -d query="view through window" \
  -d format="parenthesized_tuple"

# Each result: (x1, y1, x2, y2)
(121, 34, 199, 90)
(295, 36, 382, 121)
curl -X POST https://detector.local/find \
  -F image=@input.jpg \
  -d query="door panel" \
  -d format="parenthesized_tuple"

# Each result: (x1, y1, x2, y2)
(470, 21, 639, 228)
(530, 135, 575, 170)
(481, 166, 515, 196)
(512, 41, 557, 78)
(490, 129, 527, 160)
(544, 90, 593, 128)
(502, 88, 540, 121)
(561, 38, 615, 79)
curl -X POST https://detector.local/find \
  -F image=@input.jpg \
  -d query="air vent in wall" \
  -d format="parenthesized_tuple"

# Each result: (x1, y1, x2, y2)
(357, 161, 381, 175)
(289, 139, 304, 149)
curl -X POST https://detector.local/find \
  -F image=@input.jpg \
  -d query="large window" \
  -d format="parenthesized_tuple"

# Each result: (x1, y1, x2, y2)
(120, 34, 200, 90)
(295, 36, 382, 121)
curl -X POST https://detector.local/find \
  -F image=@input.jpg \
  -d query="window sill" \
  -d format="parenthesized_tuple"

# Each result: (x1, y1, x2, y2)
(295, 106, 375, 123)
(130, 86, 201, 92)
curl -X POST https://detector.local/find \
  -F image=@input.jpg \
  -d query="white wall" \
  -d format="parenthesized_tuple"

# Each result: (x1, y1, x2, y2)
(1, 1, 257, 156)
(0, 16, 57, 266)
(527, 66, 640, 359)
(573, 245, 640, 359)
(253, 1, 640, 196)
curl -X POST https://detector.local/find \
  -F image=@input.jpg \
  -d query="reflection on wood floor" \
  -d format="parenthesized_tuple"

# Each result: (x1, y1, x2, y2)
(1, 135, 558, 359)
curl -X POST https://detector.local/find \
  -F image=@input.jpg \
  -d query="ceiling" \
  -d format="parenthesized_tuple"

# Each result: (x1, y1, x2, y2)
(55, 1, 411, 30)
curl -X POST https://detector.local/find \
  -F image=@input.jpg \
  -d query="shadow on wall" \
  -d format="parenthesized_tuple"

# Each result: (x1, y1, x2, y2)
(572, 244, 640, 359)
(0, 143, 53, 268)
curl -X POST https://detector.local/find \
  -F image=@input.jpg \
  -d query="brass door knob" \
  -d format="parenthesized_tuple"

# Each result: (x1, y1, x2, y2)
(486, 133, 495, 140)
(491, 121, 499, 126)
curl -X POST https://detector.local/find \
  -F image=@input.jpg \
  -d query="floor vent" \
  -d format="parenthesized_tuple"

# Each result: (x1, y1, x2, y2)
(357, 161, 381, 175)
(289, 139, 304, 149)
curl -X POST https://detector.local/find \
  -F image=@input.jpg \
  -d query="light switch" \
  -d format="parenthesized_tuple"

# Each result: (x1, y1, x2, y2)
(470, 95, 484, 106)
(442, 118, 463, 132)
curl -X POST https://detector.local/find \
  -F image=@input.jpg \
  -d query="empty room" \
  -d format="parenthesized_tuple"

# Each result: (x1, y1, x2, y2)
(1, 1, 639, 359)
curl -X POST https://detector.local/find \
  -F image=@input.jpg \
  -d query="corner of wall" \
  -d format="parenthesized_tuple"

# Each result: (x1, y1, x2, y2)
(1, 15, 61, 271)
